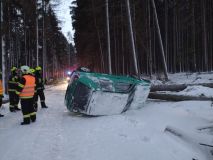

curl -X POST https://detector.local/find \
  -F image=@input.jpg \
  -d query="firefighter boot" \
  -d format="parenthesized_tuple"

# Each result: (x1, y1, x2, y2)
(34, 103, 38, 112)
(21, 117, 30, 125)
(9, 106, 15, 112)
(30, 114, 36, 122)
(14, 105, 21, 111)
(41, 102, 48, 108)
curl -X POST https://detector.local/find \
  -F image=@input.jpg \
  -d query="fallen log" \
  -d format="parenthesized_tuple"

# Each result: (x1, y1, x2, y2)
(197, 124, 213, 131)
(150, 84, 187, 92)
(150, 83, 213, 92)
(164, 126, 213, 148)
(199, 143, 213, 148)
(148, 92, 213, 101)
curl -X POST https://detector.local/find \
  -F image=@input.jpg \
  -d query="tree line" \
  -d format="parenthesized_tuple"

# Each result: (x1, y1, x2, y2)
(71, 0, 213, 78)
(0, 0, 73, 82)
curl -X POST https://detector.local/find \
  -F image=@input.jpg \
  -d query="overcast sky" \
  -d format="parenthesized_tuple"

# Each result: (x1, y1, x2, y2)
(54, 0, 74, 43)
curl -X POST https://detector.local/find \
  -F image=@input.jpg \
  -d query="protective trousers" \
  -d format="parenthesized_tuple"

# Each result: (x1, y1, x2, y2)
(9, 92, 19, 112)
(0, 98, 3, 117)
(21, 98, 36, 124)
(34, 89, 47, 111)
(0, 97, 2, 107)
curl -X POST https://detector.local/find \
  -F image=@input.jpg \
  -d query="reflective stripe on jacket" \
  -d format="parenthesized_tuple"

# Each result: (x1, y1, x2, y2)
(19, 75, 35, 99)
(8, 75, 19, 92)
(0, 80, 3, 96)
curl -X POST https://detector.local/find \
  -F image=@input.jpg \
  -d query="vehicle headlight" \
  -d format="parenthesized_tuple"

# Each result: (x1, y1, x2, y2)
(66, 77, 71, 81)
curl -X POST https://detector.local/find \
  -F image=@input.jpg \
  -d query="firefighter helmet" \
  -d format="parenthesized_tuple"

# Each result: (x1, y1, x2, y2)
(35, 66, 42, 71)
(29, 68, 35, 74)
(20, 65, 30, 74)
(11, 67, 17, 72)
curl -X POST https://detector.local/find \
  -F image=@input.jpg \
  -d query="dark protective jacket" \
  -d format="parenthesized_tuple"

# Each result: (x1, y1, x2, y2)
(0, 73, 3, 96)
(35, 72, 45, 90)
(8, 74, 19, 92)
(0, 80, 3, 96)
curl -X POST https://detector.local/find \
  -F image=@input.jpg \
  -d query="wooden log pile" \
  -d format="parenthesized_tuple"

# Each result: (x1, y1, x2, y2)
(148, 83, 213, 101)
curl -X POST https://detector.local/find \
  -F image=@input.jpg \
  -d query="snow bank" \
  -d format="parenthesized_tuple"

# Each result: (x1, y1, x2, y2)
(177, 85, 213, 97)
(151, 72, 213, 85)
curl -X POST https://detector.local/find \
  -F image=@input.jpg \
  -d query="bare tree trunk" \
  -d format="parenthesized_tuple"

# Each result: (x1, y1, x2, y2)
(164, 0, 168, 71)
(28, 32, 31, 66)
(91, 0, 104, 72)
(151, 82, 213, 92)
(0, 0, 2, 70)
(192, 1, 197, 71)
(149, 92, 213, 101)
(148, 0, 152, 77)
(202, 0, 208, 71)
(121, 3, 125, 75)
(152, 13, 156, 74)
(1, 0, 6, 95)
(42, 0, 46, 78)
(151, 0, 168, 80)
(106, 0, 112, 74)
(173, 7, 177, 73)
(24, 14, 28, 65)
(177, 7, 181, 72)
(126, 0, 139, 77)
(15, 26, 17, 66)
(210, 0, 213, 71)
(113, 2, 117, 74)
(180, 28, 183, 72)
(36, 0, 39, 66)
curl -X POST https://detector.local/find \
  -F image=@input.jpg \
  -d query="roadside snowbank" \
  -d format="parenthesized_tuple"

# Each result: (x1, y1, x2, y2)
(151, 72, 213, 85)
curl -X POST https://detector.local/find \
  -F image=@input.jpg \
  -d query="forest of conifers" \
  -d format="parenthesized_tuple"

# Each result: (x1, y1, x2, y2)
(71, 0, 213, 77)
(1, 0, 213, 80)
(0, 0, 73, 80)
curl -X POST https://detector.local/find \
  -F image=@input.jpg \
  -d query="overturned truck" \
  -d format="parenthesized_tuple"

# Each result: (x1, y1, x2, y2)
(65, 71, 151, 116)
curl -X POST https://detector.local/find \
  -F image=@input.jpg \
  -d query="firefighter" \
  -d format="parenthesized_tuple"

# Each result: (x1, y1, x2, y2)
(34, 66, 48, 111)
(0, 71, 4, 117)
(29, 68, 35, 76)
(29, 68, 38, 112)
(16, 66, 36, 125)
(8, 67, 21, 112)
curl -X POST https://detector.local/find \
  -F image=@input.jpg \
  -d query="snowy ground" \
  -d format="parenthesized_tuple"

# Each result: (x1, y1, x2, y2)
(0, 73, 213, 160)
(152, 72, 213, 85)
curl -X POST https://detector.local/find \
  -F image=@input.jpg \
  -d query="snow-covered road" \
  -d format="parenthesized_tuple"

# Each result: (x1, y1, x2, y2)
(0, 81, 212, 160)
